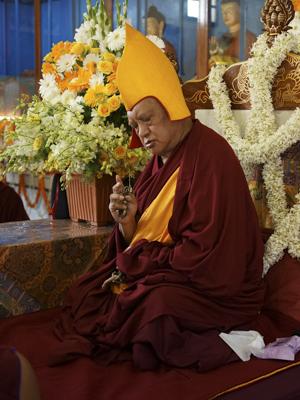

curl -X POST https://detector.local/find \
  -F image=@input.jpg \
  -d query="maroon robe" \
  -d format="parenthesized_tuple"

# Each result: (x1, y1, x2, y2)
(0, 182, 29, 223)
(52, 120, 264, 371)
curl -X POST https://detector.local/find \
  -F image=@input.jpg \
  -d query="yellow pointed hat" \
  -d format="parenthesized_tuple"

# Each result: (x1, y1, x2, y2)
(116, 24, 191, 120)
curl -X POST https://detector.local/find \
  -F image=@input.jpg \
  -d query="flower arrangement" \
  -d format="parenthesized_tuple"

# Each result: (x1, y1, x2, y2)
(0, 0, 150, 183)
(207, 31, 300, 274)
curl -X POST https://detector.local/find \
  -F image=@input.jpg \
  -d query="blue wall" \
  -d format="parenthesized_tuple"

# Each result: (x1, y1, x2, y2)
(0, 0, 198, 80)
(0, 0, 86, 76)
(0, 1, 35, 76)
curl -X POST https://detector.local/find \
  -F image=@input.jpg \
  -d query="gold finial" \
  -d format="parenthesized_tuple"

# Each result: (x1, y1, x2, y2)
(261, 0, 295, 45)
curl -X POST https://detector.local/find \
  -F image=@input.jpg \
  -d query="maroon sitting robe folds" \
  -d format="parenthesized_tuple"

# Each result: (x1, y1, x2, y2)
(0, 182, 29, 223)
(52, 120, 264, 371)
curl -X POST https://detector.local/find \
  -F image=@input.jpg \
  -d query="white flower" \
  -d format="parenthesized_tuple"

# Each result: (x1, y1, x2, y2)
(89, 72, 104, 88)
(56, 54, 77, 73)
(39, 74, 60, 99)
(93, 23, 110, 50)
(74, 19, 95, 46)
(207, 31, 300, 273)
(83, 53, 100, 67)
(106, 26, 125, 51)
(146, 35, 165, 51)
(60, 90, 76, 106)
(69, 96, 84, 114)
(48, 95, 61, 106)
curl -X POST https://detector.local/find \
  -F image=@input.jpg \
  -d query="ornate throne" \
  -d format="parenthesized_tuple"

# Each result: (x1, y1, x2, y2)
(182, 0, 300, 349)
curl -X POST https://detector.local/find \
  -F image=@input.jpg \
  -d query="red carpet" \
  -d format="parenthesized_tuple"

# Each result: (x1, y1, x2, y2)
(1, 308, 300, 400)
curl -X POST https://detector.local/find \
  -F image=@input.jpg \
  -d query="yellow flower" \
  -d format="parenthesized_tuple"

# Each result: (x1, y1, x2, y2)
(33, 136, 43, 151)
(97, 60, 113, 74)
(68, 67, 92, 91)
(42, 62, 56, 75)
(94, 84, 105, 95)
(86, 61, 97, 74)
(107, 95, 121, 111)
(97, 103, 111, 117)
(102, 52, 115, 62)
(90, 47, 100, 54)
(104, 82, 118, 96)
(56, 71, 77, 92)
(70, 42, 86, 56)
(114, 145, 127, 159)
(44, 52, 54, 63)
(51, 41, 73, 60)
(84, 88, 98, 107)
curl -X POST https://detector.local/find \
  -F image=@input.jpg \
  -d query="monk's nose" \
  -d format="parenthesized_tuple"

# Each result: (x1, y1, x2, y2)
(138, 123, 150, 139)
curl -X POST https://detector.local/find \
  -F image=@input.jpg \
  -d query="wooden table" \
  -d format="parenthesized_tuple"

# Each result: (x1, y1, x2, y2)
(0, 219, 112, 318)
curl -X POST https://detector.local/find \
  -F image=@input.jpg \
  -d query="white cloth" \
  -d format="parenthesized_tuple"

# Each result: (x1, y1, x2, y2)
(219, 330, 265, 362)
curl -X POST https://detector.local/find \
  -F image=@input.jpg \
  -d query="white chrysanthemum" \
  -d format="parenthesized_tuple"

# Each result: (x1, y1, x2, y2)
(39, 74, 60, 99)
(56, 54, 77, 73)
(75, 19, 95, 46)
(83, 53, 100, 67)
(146, 35, 165, 51)
(106, 26, 125, 51)
(89, 72, 104, 87)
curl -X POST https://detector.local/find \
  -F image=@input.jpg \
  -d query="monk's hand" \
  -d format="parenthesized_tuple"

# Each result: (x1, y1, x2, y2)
(109, 175, 137, 225)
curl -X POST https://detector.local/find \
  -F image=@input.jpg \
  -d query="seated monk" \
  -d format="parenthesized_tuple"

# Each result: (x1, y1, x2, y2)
(0, 182, 29, 223)
(51, 24, 264, 372)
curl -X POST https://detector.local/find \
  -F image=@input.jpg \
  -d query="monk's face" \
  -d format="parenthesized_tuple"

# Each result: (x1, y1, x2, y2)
(127, 98, 187, 160)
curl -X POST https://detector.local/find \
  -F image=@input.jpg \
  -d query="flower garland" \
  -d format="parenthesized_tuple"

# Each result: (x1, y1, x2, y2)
(208, 31, 300, 274)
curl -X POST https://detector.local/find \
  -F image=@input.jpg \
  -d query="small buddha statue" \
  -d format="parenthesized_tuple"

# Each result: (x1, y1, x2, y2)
(209, 0, 256, 68)
(146, 5, 179, 72)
